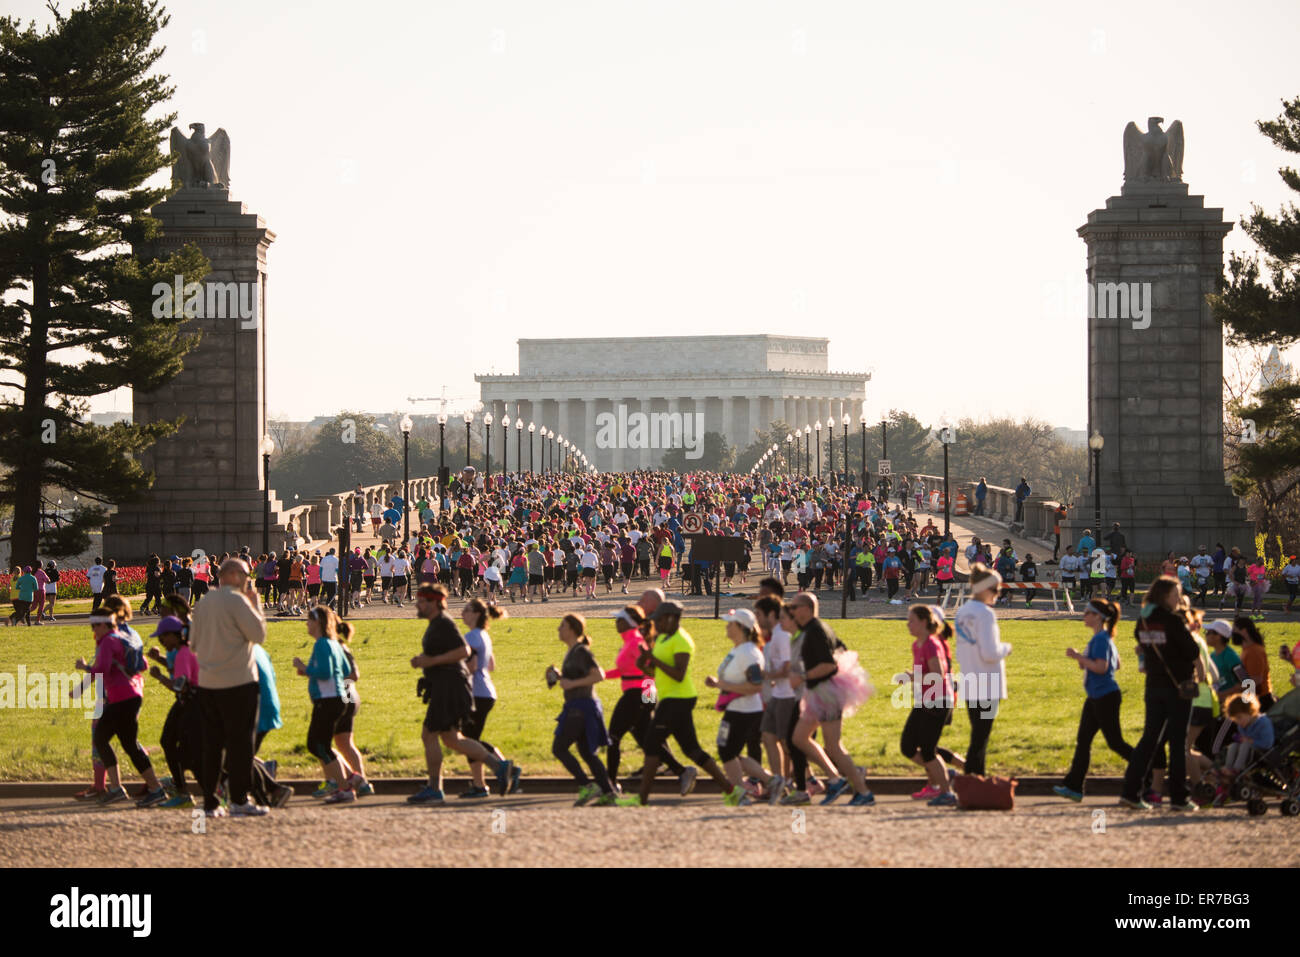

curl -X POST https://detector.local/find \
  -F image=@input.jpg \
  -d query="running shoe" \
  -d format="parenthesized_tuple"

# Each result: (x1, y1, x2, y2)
(323, 789, 356, 805)
(98, 786, 127, 805)
(135, 787, 168, 808)
(925, 791, 956, 807)
(848, 791, 878, 807)
(678, 766, 698, 796)
(507, 765, 523, 794)
(458, 785, 490, 799)
(407, 786, 445, 805)
(205, 805, 228, 818)
(160, 793, 194, 809)
(723, 785, 748, 807)
(819, 777, 851, 805)
(1052, 785, 1083, 802)
(230, 800, 270, 816)
(736, 791, 754, 807)
(592, 791, 619, 806)
(1169, 800, 1199, 813)
(1118, 796, 1153, 811)
(911, 785, 941, 801)
(613, 794, 644, 807)
(767, 774, 786, 806)
(271, 785, 294, 808)
(574, 782, 603, 806)
(311, 780, 338, 799)
(73, 787, 105, 801)
(356, 780, 376, 798)
(494, 759, 515, 796)
(1143, 789, 1163, 806)
(780, 790, 810, 806)
(806, 775, 825, 797)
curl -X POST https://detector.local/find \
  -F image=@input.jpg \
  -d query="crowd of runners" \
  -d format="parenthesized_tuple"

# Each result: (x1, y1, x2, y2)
(50, 469, 1300, 817)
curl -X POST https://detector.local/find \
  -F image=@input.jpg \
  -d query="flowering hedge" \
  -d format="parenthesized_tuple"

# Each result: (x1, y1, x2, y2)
(0, 566, 146, 601)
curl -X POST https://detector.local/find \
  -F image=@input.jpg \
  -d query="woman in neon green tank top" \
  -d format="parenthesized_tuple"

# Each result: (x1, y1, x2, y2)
(615, 602, 747, 807)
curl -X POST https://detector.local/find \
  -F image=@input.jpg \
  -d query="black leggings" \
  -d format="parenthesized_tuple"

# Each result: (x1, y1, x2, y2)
(786, 699, 810, 789)
(965, 700, 998, 776)
(553, 707, 613, 793)
(94, 697, 152, 773)
(606, 688, 685, 780)
(307, 697, 346, 764)
(161, 698, 201, 787)
(463, 696, 497, 755)
(900, 706, 951, 763)
(644, 697, 712, 766)
(1062, 690, 1133, 793)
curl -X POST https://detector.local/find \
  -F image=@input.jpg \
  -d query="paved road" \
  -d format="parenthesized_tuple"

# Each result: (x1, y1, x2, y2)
(2, 793, 1295, 867)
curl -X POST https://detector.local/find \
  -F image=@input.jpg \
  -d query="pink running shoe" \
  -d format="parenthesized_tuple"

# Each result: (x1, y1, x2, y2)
(807, 775, 826, 797)
(911, 785, 941, 801)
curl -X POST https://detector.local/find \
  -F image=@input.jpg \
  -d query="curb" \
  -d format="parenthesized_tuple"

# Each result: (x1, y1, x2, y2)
(0, 776, 1127, 799)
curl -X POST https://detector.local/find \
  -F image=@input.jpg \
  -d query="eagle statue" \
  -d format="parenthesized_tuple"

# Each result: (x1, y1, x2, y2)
(170, 123, 231, 188)
(1123, 117, 1184, 183)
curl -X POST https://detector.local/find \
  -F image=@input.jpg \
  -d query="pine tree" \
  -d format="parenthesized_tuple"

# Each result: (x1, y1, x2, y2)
(0, 0, 207, 565)
(1209, 95, 1300, 554)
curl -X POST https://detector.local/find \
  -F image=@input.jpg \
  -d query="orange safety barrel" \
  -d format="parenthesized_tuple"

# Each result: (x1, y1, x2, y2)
(955, 491, 969, 515)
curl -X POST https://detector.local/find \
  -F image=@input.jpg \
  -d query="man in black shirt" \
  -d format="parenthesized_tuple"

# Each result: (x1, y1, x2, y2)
(1103, 523, 1126, 554)
(407, 585, 518, 804)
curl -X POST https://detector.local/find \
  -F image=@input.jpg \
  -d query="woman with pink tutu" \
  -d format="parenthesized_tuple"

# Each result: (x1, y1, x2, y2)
(787, 592, 875, 806)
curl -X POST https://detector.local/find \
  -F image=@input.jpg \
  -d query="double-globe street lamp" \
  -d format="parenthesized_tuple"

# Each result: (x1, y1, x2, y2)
(814, 421, 822, 480)
(803, 424, 811, 475)
(859, 413, 868, 492)
(528, 422, 535, 472)
(938, 424, 956, 537)
(463, 411, 472, 468)
(842, 413, 850, 477)
(484, 412, 493, 485)
(515, 417, 522, 475)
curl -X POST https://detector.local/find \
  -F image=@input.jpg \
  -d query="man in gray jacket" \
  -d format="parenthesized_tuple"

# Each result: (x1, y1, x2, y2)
(190, 558, 268, 817)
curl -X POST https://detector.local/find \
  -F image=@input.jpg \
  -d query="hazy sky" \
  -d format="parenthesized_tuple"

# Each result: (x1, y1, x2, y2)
(14, 0, 1300, 428)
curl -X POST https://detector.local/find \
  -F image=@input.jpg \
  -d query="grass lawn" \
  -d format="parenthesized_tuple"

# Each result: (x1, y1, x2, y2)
(2, 616, 1296, 782)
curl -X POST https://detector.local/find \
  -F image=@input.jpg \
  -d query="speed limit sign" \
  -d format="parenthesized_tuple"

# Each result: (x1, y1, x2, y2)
(682, 512, 704, 534)
(877, 459, 891, 476)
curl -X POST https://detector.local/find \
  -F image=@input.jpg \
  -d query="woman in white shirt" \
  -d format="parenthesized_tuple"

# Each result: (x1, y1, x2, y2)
(705, 609, 783, 805)
(953, 564, 1013, 776)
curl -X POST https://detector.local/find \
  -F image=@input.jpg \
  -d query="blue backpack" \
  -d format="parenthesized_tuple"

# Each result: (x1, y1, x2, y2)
(115, 627, 148, 676)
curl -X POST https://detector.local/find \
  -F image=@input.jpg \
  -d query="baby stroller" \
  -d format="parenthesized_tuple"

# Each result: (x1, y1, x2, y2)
(1193, 712, 1300, 817)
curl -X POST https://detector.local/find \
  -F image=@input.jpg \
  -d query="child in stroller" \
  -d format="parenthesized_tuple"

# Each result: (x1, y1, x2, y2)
(1196, 684, 1300, 816)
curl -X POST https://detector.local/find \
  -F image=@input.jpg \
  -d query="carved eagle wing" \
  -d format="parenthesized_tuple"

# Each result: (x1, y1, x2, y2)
(208, 128, 231, 187)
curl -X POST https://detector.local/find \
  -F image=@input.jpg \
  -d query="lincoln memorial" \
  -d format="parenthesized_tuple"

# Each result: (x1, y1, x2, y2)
(475, 335, 869, 471)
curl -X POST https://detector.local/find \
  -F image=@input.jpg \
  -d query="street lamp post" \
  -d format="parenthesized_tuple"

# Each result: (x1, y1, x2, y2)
(501, 414, 510, 476)
(1089, 430, 1104, 536)
(814, 421, 822, 480)
(515, 418, 522, 475)
(484, 412, 493, 485)
(826, 418, 834, 483)
(259, 434, 275, 555)
(463, 411, 472, 468)
(803, 425, 811, 476)
(939, 425, 956, 538)
(880, 416, 889, 497)
(859, 413, 868, 492)
(842, 413, 849, 478)
(399, 414, 412, 543)
(528, 422, 535, 473)
(786, 433, 794, 475)
(437, 413, 447, 499)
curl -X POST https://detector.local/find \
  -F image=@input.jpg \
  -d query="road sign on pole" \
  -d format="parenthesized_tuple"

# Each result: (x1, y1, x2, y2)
(682, 512, 704, 534)
(877, 459, 891, 475)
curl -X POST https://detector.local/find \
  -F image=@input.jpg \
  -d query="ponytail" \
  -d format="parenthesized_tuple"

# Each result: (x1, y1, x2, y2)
(561, 613, 589, 646)
(1087, 598, 1120, 637)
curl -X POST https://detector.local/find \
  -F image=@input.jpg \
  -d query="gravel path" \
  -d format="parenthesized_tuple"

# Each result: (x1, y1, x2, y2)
(3, 795, 1296, 868)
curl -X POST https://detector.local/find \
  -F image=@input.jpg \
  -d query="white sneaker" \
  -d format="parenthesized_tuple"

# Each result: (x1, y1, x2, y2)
(229, 800, 269, 817)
